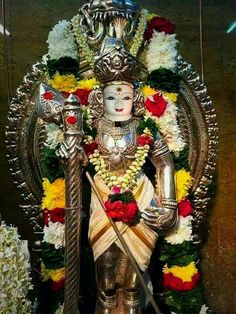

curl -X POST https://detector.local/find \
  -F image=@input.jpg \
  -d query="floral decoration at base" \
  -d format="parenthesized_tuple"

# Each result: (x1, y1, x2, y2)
(0, 221, 32, 313)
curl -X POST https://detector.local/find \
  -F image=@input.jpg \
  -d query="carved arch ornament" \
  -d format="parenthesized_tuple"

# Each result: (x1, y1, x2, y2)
(5, 56, 218, 235)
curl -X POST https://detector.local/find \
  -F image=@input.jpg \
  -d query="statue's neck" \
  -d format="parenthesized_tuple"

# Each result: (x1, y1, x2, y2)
(104, 113, 132, 122)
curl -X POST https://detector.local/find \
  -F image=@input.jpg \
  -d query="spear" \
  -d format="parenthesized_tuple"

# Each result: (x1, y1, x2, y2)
(57, 94, 85, 314)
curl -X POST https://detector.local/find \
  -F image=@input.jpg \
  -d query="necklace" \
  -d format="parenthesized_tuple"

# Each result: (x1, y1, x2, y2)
(89, 144, 150, 190)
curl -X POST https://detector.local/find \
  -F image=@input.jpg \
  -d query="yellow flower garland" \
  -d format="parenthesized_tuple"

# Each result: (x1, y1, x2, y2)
(42, 178, 65, 210)
(162, 92, 178, 103)
(41, 262, 65, 282)
(175, 169, 193, 202)
(141, 85, 157, 97)
(49, 72, 78, 92)
(77, 77, 99, 90)
(141, 85, 178, 104)
(163, 261, 198, 282)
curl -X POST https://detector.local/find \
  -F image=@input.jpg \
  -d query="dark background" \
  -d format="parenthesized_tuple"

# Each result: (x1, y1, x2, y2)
(0, 1, 235, 313)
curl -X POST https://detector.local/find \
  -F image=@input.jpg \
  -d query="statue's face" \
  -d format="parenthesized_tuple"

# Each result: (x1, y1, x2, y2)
(103, 83, 133, 121)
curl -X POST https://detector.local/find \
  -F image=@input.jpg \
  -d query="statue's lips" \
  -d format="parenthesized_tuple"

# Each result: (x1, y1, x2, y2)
(115, 108, 123, 112)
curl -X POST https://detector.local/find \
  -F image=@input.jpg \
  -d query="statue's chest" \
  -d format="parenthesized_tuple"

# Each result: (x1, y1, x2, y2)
(97, 120, 137, 167)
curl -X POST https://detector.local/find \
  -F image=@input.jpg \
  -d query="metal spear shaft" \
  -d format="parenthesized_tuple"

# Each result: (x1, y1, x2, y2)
(86, 171, 162, 314)
(60, 95, 84, 314)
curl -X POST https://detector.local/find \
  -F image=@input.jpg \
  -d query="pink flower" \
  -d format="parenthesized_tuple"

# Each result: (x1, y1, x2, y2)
(111, 186, 121, 194)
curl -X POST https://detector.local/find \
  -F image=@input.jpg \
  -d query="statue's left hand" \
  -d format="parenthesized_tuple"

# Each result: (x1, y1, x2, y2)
(141, 197, 177, 230)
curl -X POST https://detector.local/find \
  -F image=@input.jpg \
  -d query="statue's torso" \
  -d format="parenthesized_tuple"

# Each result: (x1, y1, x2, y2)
(96, 116, 138, 174)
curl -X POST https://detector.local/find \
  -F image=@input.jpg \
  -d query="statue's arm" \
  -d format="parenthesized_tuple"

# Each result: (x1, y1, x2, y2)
(141, 133, 178, 230)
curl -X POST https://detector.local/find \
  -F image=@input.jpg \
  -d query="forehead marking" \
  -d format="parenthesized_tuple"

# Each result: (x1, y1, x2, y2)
(117, 87, 122, 92)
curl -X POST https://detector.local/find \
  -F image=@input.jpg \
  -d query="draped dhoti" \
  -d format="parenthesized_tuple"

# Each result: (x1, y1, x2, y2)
(88, 173, 158, 272)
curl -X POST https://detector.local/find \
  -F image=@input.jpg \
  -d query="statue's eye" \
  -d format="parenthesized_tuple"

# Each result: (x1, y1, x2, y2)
(106, 96, 116, 100)
(123, 96, 131, 100)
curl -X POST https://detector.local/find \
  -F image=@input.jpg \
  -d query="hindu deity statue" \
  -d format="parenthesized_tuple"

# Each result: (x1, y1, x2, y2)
(85, 44, 178, 313)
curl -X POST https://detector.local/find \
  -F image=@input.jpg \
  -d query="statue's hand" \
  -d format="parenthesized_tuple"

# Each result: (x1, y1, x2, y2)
(141, 197, 177, 230)
(55, 141, 88, 166)
(56, 141, 70, 159)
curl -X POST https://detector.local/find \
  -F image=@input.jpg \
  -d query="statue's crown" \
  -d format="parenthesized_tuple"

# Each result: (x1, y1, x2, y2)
(94, 39, 147, 84)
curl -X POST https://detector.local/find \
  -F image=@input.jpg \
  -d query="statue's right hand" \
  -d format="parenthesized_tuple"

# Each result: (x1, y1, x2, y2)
(55, 142, 70, 159)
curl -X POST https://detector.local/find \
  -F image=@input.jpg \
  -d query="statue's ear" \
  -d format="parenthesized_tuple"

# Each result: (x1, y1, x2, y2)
(88, 87, 104, 120)
(133, 88, 145, 117)
(37, 83, 66, 124)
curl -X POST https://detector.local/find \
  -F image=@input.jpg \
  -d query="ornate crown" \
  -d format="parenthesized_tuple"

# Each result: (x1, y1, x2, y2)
(94, 41, 147, 84)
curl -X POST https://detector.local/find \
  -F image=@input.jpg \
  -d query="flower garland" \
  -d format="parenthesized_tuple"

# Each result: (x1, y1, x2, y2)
(47, 20, 78, 61)
(0, 222, 32, 312)
(130, 9, 148, 56)
(146, 31, 178, 72)
(71, 14, 96, 67)
(89, 144, 149, 190)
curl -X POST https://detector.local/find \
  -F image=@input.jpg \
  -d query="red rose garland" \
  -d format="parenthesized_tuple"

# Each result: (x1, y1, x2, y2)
(163, 272, 200, 292)
(43, 208, 65, 226)
(144, 16, 176, 41)
(178, 198, 193, 217)
(104, 199, 139, 224)
(144, 93, 168, 117)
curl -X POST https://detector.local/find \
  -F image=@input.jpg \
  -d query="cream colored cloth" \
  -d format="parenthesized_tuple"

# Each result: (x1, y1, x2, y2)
(88, 173, 158, 272)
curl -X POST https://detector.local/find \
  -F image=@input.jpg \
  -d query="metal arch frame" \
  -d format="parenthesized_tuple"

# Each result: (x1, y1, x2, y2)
(177, 56, 218, 227)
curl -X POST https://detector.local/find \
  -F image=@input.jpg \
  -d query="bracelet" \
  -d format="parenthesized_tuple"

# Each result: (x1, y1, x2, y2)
(161, 199, 177, 209)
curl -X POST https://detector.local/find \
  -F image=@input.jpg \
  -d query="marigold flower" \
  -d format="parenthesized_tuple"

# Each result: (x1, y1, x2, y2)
(175, 169, 193, 202)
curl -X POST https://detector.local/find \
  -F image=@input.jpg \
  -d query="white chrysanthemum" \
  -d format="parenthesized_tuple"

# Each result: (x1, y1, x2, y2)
(146, 31, 178, 72)
(47, 20, 78, 60)
(199, 304, 209, 314)
(165, 216, 193, 245)
(45, 123, 64, 149)
(0, 222, 32, 312)
(43, 221, 65, 249)
(145, 99, 185, 153)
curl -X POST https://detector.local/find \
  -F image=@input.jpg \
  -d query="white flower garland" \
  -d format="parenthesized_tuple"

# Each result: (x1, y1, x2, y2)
(89, 145, 150, 190)
(146, 30, 178, 72)
(144, 98, 185, 153)
(0, 222, 32, 313)
(47, 20, 78, 61)
(164, 216, 193, 245)
(43, 221, 65, 249)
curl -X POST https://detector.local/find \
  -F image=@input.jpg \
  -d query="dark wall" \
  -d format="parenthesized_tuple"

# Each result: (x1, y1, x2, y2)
(0, 1, 235, 313)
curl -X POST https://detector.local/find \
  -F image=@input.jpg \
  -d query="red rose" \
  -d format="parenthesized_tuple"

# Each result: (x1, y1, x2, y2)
(145, 93, 168, 117)
(123, 202, 139, 223)
(104, 200, 126, 220)
(83, 141, 98, 156)
(50, 278, 65, 292)
(137, 135, 154, 147)
(163, 272, 200, 291)
(42, 91, 55, 100)
(144, 16, 176, 41)
(62, 89, 91, 105)
(43, 208, 65, 226)
(178, 199, 193, 217)
(74, 89, 91, 105)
